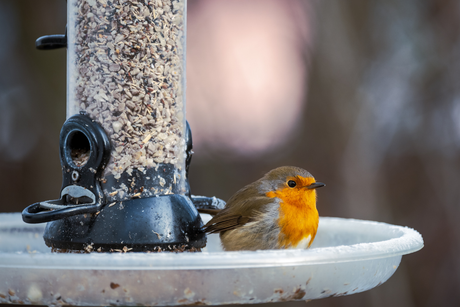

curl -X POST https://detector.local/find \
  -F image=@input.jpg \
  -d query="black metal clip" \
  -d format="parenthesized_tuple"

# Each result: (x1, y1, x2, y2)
(22, 114, 111, 223)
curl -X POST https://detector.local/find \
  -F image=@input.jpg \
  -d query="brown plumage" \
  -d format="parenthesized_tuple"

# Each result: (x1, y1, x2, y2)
(201, 166, 325, 251)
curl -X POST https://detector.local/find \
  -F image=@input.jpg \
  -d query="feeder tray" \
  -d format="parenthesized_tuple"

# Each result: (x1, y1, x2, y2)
(0, 212, 423, 306)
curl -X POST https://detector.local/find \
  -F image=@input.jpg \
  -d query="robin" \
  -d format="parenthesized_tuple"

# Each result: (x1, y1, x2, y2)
(200, 166, 325, 251)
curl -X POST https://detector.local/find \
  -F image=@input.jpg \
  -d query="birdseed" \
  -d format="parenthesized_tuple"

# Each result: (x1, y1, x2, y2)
(67, 0, 187, 201)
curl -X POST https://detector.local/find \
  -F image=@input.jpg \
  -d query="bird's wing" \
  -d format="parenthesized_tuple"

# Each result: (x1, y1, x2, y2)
(202, 196, 274, 234)
(203, 215, 253, 234)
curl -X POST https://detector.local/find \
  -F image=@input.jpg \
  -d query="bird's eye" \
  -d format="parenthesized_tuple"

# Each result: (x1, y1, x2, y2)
(287, 180, 296, 188)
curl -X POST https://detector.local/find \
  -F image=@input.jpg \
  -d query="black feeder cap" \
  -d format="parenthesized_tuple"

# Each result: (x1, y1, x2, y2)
(22, 114, 206, 252)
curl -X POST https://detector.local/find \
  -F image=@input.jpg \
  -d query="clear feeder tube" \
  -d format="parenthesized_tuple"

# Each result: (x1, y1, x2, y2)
(67, 0, 187, 202)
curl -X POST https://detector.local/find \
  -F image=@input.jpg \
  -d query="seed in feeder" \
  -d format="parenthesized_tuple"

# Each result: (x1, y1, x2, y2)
(152, 230, 162, 239)
(69, 0, 187, 200)
(109, 64, 121, 72)
(84, 244, 94, 253)
(26, 285, 43, 303)
(113, 246, 133, 253)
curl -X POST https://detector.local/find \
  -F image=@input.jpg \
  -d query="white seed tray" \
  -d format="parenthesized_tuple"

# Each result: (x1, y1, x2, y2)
(0, 212, 423, 306)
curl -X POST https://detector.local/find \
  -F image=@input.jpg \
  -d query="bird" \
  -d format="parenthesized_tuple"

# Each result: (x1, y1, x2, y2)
(200, 166, 325, 251)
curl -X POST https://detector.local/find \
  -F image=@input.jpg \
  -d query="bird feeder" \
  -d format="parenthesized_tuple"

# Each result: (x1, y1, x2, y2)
(21, 0, 212, 252)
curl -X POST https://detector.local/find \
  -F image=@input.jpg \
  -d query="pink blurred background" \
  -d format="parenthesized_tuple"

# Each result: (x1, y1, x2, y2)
(187, 0, 312, 155)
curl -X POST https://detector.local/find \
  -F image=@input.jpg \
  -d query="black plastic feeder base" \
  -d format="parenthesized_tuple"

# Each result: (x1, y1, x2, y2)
(43, 194, 206, 252)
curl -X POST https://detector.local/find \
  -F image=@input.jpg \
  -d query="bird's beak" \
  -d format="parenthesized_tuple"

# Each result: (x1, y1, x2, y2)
(306, 182, 325, 189)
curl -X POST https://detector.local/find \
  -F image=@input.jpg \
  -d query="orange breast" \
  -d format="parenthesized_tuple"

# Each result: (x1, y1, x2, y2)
(266, 177, 319, 248)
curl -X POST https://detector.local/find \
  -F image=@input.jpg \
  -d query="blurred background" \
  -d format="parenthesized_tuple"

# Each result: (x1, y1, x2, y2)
(0, 0, 458, 306)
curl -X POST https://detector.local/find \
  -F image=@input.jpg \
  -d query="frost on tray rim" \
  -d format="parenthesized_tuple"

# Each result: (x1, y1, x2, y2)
(67, 0, 187, 201)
